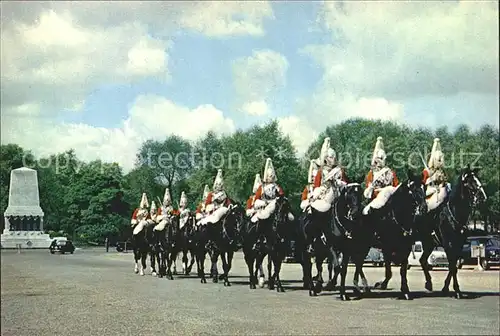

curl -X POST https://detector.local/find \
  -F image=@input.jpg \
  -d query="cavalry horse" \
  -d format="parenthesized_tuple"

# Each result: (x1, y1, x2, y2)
(155, 214, 181, 279)
(416, 166, 487, 299)
(251, 194, 294, 292)
(366, 169, 427, 300)
(177, 212, 197, 275)
(131, 220, 155, 276)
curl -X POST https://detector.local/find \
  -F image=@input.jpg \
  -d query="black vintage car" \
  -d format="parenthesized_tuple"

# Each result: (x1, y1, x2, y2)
(49, 238, 75, 254)
(115, 240, 134, 252)
(458, 235, 500, 270)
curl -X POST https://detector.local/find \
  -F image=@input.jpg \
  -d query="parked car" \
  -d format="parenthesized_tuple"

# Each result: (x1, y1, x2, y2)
(364, 247, 384, 266)
(116, 240, 134, 252)
(49, 238, 75, 254)
(457, 235, 500, 270)
(407, 241, 448, 269)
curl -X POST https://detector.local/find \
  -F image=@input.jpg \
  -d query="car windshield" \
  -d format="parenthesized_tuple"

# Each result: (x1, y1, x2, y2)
(57, 241, 66, 245)
(434, 247, 445, 252)
(487, 239, 500, 247)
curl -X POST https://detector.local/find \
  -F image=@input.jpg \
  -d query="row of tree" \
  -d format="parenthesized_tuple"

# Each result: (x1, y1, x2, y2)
(1, 119, 498, 243)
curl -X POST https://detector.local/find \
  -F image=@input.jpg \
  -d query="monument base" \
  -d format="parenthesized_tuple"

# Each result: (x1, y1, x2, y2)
(1, 231, 53, 249)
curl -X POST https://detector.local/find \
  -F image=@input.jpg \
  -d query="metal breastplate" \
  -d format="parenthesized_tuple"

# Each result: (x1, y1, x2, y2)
(263, 184, 277, 200)
(372, 167, 392, 188)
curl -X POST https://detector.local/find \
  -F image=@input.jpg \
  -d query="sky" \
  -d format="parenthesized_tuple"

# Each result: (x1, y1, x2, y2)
(1, 1, 498, 173)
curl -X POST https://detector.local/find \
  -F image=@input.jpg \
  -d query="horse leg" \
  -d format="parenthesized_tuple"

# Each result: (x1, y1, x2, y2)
(133, 249, 140, 274)
(182, 249, 189, 275)
(374, 258, 392, 290)
(150, 250, 157, 276)
(187, 248, 196, 275)
(221, 252, 231, 286)
(399, 256, 412, 300)
(255, 253, 266, 289)
(442, 247, 462, 299)
(272, 251, 285, 293)
(303, 254, 316, 296)
(210, 251, 219, 283)
(419, 240, 434, 292)
(245, 252, 257, 289)
(267, 255, 275, 290)
(140, 250, 147, 276)
(338, 252, 350, 301)
(172, 254, 178, 275)
(197, 249, 207, 284)
(314, 256, 324, 293)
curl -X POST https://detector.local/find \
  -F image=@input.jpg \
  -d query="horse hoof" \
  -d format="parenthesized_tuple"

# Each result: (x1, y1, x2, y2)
(314, 282, 323, 294)
(152, 272, 157, 277)
(441, 288, 450, 296)
(277, 287, 285, 293)
(212, 278, 218, 283)
(339, 294, 350, 301)
(309, 290, 317, 297)
(258, 277, 265, 288)
(404, 293, 412, 300)
(454, 292, 463, 299)
(425, 282, 433, 292)
(224, 281, 231, 287)
(374, 282, 387, 290)
(250, 283, 256, 289)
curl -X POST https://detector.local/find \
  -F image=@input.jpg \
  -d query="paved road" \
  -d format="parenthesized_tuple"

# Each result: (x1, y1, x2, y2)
(2, 249, 499, 336)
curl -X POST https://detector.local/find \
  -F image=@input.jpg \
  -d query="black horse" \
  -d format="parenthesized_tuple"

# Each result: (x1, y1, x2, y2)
(156, 215, 180, 279)
(365, 169, 427, 300)
(417, 166, 487, 298)
(178, 212, 197, 275)
(131, 220, 155, 276)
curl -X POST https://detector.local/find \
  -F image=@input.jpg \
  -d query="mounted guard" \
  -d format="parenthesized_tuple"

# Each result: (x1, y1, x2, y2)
(362, 136, 400, 215)
(422, 138, 450, 211)
(300, 159, 320, 211)
(309, 137, 348, 214)
(195, 185, 210, 223)
(246, 174, 262, 217)
(154, 188, 177, 231)
(179, 191, 190, 229)
(202, 169, 231, 225)
(251, 158, 294, 223)
(131, 192, 149, 226)
(147, 201, 158, 225)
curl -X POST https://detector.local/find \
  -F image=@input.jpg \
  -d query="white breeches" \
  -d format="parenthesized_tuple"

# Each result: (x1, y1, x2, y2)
(204, 206, 229, 224)
(426, 186, 447, 211)
(154, 218, 170, 231)
(310, 187, 335, 212)
(251, 200, 294, 223)
(246, 208, 256, 217)
(133, 219, 148, 235)
(251, 199, 276, 222)
(362, 186, 396, 215)
(300, 199, 310, 211)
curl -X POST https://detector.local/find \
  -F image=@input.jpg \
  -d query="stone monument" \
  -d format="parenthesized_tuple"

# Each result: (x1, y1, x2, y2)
(1, 167, 52, 248)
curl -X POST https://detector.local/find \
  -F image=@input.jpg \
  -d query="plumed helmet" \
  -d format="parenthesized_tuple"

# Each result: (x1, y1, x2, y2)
(213, 169, 224, 192)
(139, 193, 149, 209)
(252, 173, 262, 193)
(179, 191, 188, 208)
(428, 138, 444, 169)
(371, 136, 386, 167)
(150, 201, 157, 213)
(163, 188, 172, 206)
(263, 158, 277, 183)
(202, 185, 210, 201)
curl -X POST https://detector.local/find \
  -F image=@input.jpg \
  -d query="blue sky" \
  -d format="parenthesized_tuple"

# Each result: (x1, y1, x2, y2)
(1, 1, 498, 172)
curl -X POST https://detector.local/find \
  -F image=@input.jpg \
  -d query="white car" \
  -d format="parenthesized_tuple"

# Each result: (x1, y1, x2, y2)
(407, 241, 449, 269)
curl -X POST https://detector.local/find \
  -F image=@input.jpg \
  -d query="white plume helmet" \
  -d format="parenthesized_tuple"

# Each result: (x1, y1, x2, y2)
(202, 185, 210, 201)
(213, 169, 224, 191)
(150, 201, 157, 213)
(179, 191, 188, 208)
(308, 159, 319, 184)
(163, 188, 172, 206)
(319, 137, 331, 165)
(252, 173, 262, 193)
(263, 158, 277, 183)
(371, 136, 386, 166)
(428, 137, 444, 169)
(139, 193, 149, 208)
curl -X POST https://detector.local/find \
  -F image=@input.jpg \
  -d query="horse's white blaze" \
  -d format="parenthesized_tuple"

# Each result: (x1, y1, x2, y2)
(473, 176, 487, 200)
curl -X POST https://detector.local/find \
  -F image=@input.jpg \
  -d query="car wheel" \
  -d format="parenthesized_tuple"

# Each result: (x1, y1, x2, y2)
(70, 251, 74, 254)
(50, 250, 55, 254)
(456, 258, 464, 269)
(481, 259, 489, 270)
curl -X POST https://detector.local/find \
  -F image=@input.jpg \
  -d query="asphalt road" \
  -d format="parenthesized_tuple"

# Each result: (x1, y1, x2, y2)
(1, 248, 499, 336)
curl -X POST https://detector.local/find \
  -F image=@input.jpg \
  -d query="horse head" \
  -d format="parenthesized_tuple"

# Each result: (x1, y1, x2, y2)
(339, 180, 363, 222)
(457, 165, 487, 206)
(273, 194, 293, 234)
(221, 200, 243, 242)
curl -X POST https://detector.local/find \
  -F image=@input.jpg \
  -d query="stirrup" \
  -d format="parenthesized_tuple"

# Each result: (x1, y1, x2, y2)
(345, 231, 352, 239)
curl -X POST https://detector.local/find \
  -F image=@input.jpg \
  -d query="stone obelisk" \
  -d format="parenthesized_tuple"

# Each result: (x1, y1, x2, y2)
(1, 167, 52, 248)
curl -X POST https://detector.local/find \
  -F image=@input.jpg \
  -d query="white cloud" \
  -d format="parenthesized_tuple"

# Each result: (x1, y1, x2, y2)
(179, 1, 274, 37)
(241, 100, 269, 116)
(1, 95, 235, 173)
(277, 116, 319, 156)
(296, 1, 498, 138)
(232, 49, 289, 112)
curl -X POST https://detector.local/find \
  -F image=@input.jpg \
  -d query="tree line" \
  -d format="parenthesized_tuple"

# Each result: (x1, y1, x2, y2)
(1, 118, 498, 243)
